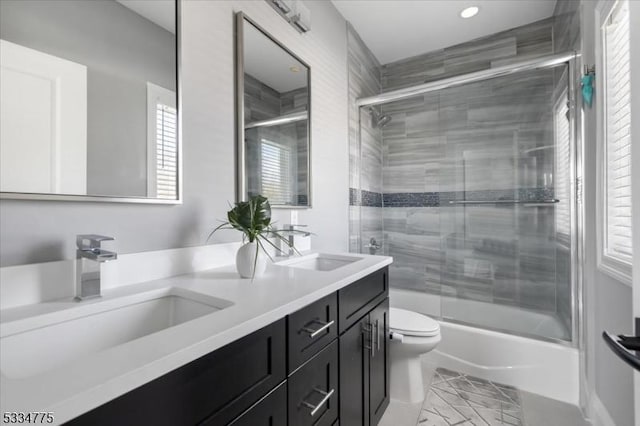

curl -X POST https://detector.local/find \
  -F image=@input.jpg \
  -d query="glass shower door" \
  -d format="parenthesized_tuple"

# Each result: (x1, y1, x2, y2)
(438, 65, 573, 341)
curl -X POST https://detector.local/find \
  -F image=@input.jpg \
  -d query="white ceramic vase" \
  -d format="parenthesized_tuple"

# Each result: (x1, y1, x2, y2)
(236, 241, 267, 278)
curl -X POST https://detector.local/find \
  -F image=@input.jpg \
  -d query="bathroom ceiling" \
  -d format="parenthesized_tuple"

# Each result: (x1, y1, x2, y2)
(332, 0, 557, 64)
(116, 0, 175, 34)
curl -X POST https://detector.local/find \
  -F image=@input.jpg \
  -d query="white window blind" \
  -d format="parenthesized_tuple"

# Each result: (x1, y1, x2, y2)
(603, 0, 632, 264)
(554, 90, 571, 239)
(155, 103, 177, 199)
(261, 139, 292, 205)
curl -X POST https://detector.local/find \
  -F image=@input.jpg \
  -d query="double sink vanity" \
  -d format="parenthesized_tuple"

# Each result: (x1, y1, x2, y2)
(0, 251, 392, 425)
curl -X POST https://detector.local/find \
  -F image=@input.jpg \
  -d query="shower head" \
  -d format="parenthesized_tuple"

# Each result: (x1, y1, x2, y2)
(368, 107, 392, 129)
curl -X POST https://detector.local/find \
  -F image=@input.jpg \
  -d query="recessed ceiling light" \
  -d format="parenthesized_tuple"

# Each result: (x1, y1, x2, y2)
(290, 66, 300, 73)
(460, 6, 479, 19)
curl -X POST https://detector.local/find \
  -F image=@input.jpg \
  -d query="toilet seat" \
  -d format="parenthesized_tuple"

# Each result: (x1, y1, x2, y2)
(390, 308, 440, 337)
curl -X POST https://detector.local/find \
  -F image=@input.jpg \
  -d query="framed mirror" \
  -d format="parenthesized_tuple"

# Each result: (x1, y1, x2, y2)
(0, 0, 180, 204)
(236, 12, 311, 208)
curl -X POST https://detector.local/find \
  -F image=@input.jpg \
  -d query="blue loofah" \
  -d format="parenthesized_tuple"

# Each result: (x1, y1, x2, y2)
(582, 74, 594, 107)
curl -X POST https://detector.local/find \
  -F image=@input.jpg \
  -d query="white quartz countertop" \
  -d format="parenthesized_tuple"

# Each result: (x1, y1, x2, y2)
(0, 252, 392, 424)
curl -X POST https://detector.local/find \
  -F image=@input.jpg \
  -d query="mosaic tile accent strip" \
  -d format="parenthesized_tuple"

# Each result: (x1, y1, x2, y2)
(418, 368, 523, 426)
(384, 192, 440, 207)
(349, 188, 555, 207)
(362, 189, 383, 207)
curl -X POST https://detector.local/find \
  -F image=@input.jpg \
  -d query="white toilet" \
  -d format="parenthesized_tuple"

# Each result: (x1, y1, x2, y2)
(389, 307, 441, 404)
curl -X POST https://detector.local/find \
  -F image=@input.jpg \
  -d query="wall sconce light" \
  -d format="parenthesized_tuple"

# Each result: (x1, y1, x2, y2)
(266, 0, 311, 34)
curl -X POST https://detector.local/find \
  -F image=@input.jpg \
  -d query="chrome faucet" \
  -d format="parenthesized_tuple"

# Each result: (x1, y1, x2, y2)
(75, 234, 117, 301)
(278, 224, 310, 257)
(366, 237, 381, 255)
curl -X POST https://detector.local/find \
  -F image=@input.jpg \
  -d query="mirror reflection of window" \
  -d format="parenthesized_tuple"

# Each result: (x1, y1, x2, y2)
(261, 139, 292, 205)
(147, 83, 177, 199)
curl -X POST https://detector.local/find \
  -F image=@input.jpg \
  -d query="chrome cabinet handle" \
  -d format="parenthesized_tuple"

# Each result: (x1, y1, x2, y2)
(301, 388, 335, 416)
(302, 320, 335, 339)
(375, 319, 380, 352)
(362, 323, 373, 355)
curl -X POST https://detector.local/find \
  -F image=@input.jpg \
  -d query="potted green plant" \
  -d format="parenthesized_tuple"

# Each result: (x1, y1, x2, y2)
(207, 195, 303, 278)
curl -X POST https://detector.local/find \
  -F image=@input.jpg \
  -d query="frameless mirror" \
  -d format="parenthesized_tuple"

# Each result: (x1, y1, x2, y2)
(236, 12, 311, 208)
(0, 0, 180, 203)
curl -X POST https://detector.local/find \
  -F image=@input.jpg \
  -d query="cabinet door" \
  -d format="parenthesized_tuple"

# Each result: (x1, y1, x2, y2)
(225, 382, 287, 426)
(369, 299, 390, 426)
(288, 340, 339, 426)
(339, 315, 371, 426)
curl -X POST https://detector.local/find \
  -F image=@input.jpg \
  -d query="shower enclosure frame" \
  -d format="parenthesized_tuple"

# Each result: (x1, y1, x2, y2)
(354, 51, 584, 348)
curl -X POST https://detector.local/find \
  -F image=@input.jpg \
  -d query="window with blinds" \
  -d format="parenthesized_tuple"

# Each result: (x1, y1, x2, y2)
(155, 103, 177, 199)
(601, 0, 632, 270)
(261, 139, 292, 205)
(554, 90, 571, 241)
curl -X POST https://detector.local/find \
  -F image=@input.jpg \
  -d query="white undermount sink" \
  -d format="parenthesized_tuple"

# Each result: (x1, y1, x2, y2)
(0, 288, 233, 379)
(278, 253, 362, 272)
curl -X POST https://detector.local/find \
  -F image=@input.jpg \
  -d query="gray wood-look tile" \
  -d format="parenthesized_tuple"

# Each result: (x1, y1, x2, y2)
(348, 16, 572, 338)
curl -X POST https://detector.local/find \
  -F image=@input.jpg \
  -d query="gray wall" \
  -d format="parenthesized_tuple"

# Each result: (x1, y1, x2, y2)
(380, 19, 553, 91)
(0, 0, 349, 267)
(0, 0, 176, 197)
(554, 0, 635, 424)
(347, 22, 383, 253)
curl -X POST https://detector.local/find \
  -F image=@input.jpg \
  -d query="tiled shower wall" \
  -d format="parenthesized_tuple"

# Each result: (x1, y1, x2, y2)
(347, 23, 383, 252)
(348, 17, 574, 340)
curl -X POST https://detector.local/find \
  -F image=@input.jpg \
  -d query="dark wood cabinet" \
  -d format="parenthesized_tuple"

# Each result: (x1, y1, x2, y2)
(288, 292, 338, 373)
(64, 267, 390, 426)
(339, 298, 390, 426)
(224, 382, 287, 426)
(368, 299, 390, 426)
(65, 319, 286, 426)
(288, 340, 340, 426)
(338, 268, 388, 334)
(339, 315, 370, 426)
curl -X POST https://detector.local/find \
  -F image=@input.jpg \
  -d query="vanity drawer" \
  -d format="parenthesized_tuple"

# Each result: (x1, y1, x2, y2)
(288, 340, 339, 426)
(288, 292, 338, 373)
(66, 319, 286, 426)
(215, 381, 287, 426)
(338, 267, 388, 334)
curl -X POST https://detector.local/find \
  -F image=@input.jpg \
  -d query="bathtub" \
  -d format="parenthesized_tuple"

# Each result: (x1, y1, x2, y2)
(390, 288, 580, 405)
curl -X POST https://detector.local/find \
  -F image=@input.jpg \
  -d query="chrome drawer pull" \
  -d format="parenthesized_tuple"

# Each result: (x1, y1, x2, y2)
(302, 320, 335, 339)
(301, 388, 335, 416)
(362, 323, 374, 356)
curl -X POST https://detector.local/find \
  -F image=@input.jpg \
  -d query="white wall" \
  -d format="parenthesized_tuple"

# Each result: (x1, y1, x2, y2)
(0, 0, 349, 266)
(580, 1, 635, 425)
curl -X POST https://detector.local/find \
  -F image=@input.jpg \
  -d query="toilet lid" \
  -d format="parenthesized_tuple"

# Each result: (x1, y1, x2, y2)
(390, 308, 440, 337)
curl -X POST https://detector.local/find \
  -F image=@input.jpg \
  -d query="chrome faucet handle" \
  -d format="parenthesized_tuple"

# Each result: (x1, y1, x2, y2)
(76, 234, 115, 250)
